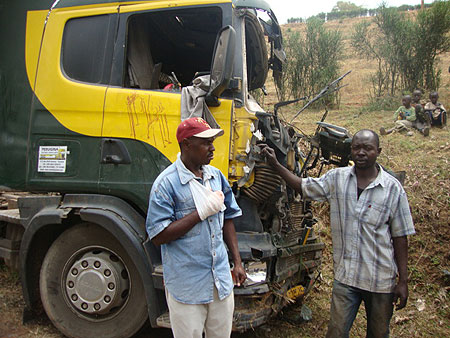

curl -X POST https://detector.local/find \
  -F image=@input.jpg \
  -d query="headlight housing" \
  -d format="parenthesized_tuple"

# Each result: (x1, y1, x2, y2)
(244, 261, 267, 286)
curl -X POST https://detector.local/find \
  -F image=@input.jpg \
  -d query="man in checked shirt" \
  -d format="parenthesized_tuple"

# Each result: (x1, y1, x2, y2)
(261, 129, 415, 338)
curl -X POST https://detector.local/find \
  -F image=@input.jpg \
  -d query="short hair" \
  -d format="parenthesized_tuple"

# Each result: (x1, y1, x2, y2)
(403, 94, 411, 101)
(429, 91, 438, 98)
(353, 129, 380, 148)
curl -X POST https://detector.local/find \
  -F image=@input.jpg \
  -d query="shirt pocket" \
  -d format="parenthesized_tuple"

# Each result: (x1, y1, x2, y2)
(175, 206, 201, 238)
(363, 202, 389, 227)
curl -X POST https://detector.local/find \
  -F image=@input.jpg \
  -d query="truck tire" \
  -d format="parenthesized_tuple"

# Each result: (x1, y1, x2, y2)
(39, 223, 148, 338)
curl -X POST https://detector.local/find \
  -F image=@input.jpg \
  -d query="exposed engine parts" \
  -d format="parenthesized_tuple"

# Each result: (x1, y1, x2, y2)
(241, 164, 281, 203)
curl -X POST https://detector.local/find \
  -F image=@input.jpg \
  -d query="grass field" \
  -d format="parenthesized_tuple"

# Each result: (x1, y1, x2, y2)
(1, 11, 449, 338)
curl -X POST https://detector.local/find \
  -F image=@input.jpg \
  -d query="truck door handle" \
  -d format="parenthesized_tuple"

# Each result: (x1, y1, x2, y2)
(101, 139, 132, 164)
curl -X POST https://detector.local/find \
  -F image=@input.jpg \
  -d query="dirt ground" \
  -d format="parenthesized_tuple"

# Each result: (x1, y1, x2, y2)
(1, 9, 449, 338)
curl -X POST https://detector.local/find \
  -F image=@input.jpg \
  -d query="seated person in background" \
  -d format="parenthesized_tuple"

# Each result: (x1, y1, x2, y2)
(411, 89, 430, 136)
(425, 91, 447, 127)
(380, 95, 416, 136)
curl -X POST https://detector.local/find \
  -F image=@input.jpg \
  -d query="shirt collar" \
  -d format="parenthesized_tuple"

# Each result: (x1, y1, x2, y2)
(175, 153, 215, 185)
(350, 164, 387, 189)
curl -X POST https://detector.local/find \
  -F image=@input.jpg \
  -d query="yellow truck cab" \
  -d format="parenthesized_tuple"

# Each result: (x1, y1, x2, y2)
(0, 0, 324, 336)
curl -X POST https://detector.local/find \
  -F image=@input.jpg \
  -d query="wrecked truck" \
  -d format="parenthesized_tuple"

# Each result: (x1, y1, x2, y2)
(0, 0, 324, 336)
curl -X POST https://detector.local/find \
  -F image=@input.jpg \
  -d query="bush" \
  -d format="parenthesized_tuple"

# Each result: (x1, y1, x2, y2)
(276, 18, 343, 108)
(351, 1, 450, 98)
(365, 95, 399, 112)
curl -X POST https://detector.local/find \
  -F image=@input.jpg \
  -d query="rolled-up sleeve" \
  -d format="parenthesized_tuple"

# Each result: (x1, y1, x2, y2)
(301, 170, 334, 202)
(220, 172, 242, 219)
(390, 191, 415, 237)
(146, 182, 175, 240)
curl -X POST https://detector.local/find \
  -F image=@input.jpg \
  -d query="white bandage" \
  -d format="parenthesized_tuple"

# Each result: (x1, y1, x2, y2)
(189, 179, 225, 220)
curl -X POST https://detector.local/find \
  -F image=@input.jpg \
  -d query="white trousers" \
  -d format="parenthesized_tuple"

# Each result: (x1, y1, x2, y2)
(166, 287, 234, 338)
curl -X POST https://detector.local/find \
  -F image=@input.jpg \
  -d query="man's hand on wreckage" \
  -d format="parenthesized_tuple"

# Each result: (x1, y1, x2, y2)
(393, 281, 408, 310)
(232, 264, 247, 287)
(259, 144, 278, 167)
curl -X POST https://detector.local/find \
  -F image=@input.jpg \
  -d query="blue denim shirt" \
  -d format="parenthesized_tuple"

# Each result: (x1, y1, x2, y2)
(146, 156, 242, 304)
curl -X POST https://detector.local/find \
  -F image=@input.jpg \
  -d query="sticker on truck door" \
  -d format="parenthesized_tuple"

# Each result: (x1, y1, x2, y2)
(38, 146, 69, 172)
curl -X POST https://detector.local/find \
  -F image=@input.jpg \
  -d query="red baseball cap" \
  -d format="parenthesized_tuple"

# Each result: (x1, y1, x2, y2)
(176, 117, 224, 143)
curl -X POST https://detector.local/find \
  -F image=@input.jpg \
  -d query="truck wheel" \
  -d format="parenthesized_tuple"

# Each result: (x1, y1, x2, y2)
(39, 223, 148, 338)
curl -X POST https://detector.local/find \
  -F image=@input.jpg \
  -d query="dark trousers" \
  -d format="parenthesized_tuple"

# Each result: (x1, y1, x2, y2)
(326, 280, 394, 338)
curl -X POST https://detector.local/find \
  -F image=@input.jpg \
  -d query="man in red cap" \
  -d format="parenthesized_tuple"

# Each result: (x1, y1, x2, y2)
(146, 117, 246, 338)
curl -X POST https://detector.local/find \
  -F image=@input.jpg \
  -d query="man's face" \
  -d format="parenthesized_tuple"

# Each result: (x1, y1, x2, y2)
(351, 132, 381, 170)
(402, 97, 411, 108)
(413, 91, 421, 103)
(430, 94, 438, 104)
(184, 136, 216, 166)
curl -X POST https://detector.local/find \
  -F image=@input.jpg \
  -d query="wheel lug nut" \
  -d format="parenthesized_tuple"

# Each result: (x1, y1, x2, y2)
(81, 260, 88, 268)
(108, 282, 115, 290)
(104, 269, 111, 277)
(68, 281, 74, 288)
(71, 294, 78, 301)
(104, 295, 111, 303)
(81, 303, 88, 310)
(71, 268, 78, 275)
(94, 261, 101, 268)
(94, 303, 101, 311)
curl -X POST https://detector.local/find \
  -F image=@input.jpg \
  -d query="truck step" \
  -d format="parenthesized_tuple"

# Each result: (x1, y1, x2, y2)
(156, 311, 171, 329)
(0, 209, 22, 224)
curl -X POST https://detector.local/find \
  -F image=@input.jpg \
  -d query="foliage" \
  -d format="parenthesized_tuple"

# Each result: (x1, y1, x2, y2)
(351, 1, 450, 98)
(414, 1, 450, 89)
(276, 18, 343, 108)
(365, 95, 399, 112)
(310, 2, 432, 23)
(332, 1, 363, 12)
(287, 17, 303, 24)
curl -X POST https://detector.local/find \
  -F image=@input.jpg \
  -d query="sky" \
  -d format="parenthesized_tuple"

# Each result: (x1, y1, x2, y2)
(265, 1, 435, 24)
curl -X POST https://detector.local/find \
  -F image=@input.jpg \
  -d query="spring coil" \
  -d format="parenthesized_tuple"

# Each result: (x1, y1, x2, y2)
(241, 164, 281, 203)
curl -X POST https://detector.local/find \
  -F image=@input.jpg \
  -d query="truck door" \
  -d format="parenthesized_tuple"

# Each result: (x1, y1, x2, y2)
(27, 6, 117, 192)
(101, 2, 235, 212)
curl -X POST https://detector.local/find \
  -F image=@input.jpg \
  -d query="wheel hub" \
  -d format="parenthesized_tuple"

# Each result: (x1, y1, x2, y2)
(65, 250, 129, 315)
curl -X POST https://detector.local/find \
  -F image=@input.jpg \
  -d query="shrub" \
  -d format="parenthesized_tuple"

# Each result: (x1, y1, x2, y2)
(276, 18, 343, 108)
(351, 1, 450, 98)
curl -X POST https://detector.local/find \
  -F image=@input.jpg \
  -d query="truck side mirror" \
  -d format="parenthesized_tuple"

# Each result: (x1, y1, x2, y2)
(206, 25, 236, 107)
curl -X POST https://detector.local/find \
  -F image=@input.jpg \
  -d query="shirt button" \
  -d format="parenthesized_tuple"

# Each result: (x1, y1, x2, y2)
(213, 252, 216, 256)
(212, 234, 215, 239)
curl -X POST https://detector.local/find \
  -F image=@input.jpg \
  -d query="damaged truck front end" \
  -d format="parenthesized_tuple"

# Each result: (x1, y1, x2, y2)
(229, 1, 324, 331)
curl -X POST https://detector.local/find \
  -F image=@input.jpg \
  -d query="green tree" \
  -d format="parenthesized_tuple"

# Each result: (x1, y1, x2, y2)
(351, 1, 450, 98)
(332, 1, 363, 12)
(276, 18, 342, 107)
(414, 1, 450, 89)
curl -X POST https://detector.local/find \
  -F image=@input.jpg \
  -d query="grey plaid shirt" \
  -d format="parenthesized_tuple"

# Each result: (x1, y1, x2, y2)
(302, 165, 415, 293)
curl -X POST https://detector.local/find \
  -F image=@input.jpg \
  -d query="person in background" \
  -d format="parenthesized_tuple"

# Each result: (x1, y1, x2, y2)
(146, 117, 246, 338)
(411, 89, 430, 136)
(424, 91, 447, 127)
(261, 129, 415, 338)
(380, 95, 416, 136)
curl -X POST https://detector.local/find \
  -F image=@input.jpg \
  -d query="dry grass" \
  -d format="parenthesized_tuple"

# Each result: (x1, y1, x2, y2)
(1, 12, 449, 338)
(245, 108, 450, 338)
